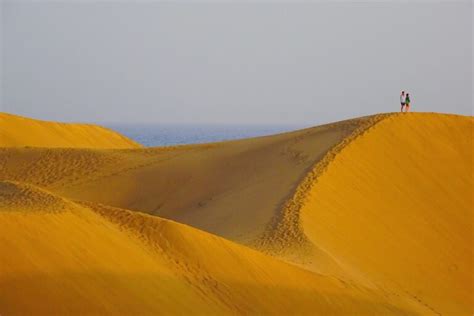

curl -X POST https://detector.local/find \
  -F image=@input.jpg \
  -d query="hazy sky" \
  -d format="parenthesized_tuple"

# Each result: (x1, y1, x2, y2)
(1, 0, 472, 125)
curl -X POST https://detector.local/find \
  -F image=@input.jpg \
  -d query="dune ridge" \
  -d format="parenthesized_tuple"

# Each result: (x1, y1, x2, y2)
(297, 113, 473, 315)
(0, 115, 372, 244)
(0, 180, 73, 212)
(0, 112, 141, 148)
(0, 112, 472, 315)
(255, 113, 390, 253)
(0, 181, 426, 315)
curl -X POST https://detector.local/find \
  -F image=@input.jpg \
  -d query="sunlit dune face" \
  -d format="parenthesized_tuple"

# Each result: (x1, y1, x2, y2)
(0, 113, 472, 315)
(0, 113, 141, 149)
(300, 114, 473, 315)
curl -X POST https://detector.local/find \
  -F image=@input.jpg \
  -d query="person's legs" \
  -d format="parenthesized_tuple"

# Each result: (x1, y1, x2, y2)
(405, 104, 410, 112)
(401, 103, 405, 112)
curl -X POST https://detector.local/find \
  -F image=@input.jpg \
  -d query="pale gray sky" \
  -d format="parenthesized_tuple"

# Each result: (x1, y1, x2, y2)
(1, 0, 472, 125)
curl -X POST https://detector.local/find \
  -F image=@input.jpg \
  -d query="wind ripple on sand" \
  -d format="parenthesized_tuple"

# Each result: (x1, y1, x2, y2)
(0, 112, 471, 315)
(0, 181, 424, 315)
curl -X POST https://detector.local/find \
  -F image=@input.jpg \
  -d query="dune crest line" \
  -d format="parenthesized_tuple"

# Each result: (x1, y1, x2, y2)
(0, 112, 471, 315)
(0, 112, 141, 149)
(255, 113, 391, 254)
(0, 180, 423, 315)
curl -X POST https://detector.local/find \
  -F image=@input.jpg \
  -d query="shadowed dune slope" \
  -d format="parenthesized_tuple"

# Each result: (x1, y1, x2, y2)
(0, 112, 471, 315)
(0, 115, 383, 244)
(0, 113, 141, 148)
(262, 113, 472, 316)
(0, 181, 425, 315)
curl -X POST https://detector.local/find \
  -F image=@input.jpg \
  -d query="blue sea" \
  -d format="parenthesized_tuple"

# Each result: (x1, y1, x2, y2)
(105, 124, 305, 147)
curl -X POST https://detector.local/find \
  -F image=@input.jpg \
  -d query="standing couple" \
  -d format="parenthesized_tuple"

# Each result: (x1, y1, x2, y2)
(400, 91, 411, 112)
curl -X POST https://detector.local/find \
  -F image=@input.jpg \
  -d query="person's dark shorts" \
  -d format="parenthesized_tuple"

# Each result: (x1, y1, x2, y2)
(401, 103, 406, 106)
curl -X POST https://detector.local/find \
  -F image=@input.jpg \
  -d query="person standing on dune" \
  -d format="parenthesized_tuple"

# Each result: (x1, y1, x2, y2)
(405, 93, 411, 112)
(400, 91, 406, 112)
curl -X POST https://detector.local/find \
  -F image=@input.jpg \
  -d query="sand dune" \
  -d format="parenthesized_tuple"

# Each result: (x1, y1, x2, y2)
(296, 114, 473, 315)
(0, 181, 424, 315)
(257, 113, 473, 315)
(0, 112, 140, 148)
(0, 112, 472, 315)
(0, 115, 382, 244)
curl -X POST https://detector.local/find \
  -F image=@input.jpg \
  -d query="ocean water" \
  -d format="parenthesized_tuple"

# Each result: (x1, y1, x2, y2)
(105, 124, 304, 147)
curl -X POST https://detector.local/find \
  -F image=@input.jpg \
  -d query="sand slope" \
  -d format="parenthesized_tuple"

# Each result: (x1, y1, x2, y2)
(0, 112, 140, 148)
(297, 113, 473, 316)
(0, 112, 472, 315)
(0, 181, 423, 315)
(0, 115, 379, 244)
(259, 113, 472, 315)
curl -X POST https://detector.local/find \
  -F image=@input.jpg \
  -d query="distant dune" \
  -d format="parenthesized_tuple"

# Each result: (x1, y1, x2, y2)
(0, 112, 472, 315)
(0, 113, 140, 148)
(0, 114, 383, 243)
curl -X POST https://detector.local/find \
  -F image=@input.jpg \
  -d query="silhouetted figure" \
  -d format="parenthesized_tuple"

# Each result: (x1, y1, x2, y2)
(405, 93, 411, 112)
(400, 91, 406, 112)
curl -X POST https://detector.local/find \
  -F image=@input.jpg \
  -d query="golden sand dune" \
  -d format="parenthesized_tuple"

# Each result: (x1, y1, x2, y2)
(295, 114, 473, 315)
(0, 115, 383, 244)
(0, 112, 140, 148)
(0, 181, 424, 315)
(0, 112, 472, 315)
(257, 113, 473, 315)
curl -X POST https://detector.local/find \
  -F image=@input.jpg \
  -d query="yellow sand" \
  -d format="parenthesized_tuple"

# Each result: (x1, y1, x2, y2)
(0, 112, 472, 315)
(298, 113, 473, 315)
(0, 181, 423, 315)
(0, 116, 373, 243)
(0, 112, 140, 148)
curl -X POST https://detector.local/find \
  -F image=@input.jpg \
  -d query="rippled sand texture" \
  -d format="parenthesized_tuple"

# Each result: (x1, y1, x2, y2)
(0, 112, 472, 315)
